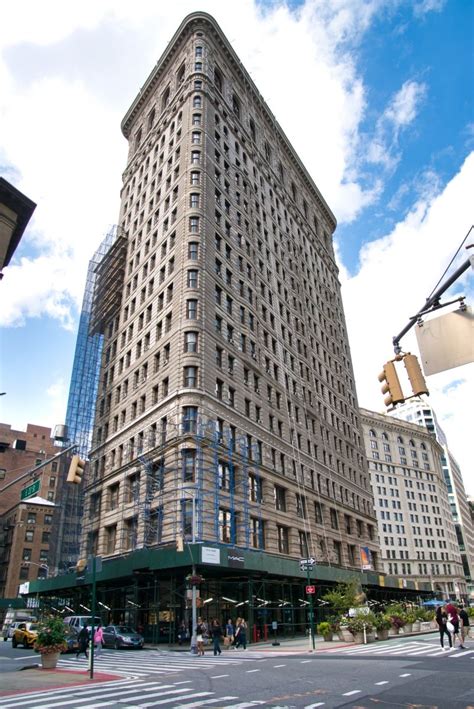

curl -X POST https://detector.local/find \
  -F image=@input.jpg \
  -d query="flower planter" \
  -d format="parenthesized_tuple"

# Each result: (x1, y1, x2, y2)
(376, 629, 389, 641)
(323, 635, 333, 642)
(412, 621, 421, 632)
(420, 622, 432, 632)
(402, 623, 413, 634)
(40, 651, 60, 669)
(353, 632, 365, 644)
(389, 626, 400, 635)
(338, 628, 354, 642)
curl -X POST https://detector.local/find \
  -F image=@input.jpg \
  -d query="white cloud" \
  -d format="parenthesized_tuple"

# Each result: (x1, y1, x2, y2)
(367, 80, 427, 169)
(342, 151, 474, 494)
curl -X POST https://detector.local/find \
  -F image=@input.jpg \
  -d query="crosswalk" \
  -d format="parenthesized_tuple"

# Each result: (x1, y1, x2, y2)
(57, 648, 267, 678)
(0, 676, 267, 709)
(324, 639, 474, 659)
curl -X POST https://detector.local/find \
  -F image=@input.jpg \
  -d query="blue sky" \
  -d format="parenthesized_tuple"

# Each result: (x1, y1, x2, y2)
(0, 0, 472, 492)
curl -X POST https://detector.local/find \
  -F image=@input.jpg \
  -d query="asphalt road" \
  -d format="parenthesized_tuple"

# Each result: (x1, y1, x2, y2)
(1, 637, 473, 708)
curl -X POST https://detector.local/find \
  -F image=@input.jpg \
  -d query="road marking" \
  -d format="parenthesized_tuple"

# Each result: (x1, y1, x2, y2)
(399, 673, 411, 677)
(301, 659, 312, 663)
(375, 681, 389, 685)
(210, 674, 229, 678)
(304, 704, 325, 708)
(138, 692, 215, 707)
(174, 681, 192, 684)
(342, 690, 361, 696)
(246, 668, 260, 673)
(174, 699, 239, 709)
(32, 684, 175, 708)
(274, 664, 286, 667)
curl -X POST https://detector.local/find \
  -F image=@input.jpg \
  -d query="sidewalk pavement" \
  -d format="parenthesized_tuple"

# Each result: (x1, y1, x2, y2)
(0, 628, 437, 697)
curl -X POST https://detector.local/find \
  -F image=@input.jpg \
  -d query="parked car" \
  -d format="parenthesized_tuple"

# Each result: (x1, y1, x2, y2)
(12, 623, 39, 648)
(102, 625, 144, 649)
(63, 615, 101, 633)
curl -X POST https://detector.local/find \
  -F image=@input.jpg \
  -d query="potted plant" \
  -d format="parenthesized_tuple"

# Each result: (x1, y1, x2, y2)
(317, 622, 333, 641)
(403, 611, 417, 633)
(347, 616, 374, 644)
(373, 614, 391, 641)
(389, 614, 406, 635)
(34, 616, 67, 669)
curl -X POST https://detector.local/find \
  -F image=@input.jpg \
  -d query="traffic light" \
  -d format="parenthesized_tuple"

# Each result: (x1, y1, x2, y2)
(378, 361, 404, 407)
(67, 454, 86, 484)
(404, 353, 429, 397)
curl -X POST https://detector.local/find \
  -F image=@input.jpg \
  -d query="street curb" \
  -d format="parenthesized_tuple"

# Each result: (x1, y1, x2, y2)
(0, 670, 124, 698)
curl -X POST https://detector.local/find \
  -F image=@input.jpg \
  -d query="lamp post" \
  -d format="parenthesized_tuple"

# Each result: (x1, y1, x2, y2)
(22, 561, 49, 578)
(190, 493, 198, 655)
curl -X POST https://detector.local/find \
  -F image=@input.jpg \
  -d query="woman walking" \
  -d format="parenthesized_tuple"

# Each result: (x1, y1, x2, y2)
(234, 618, 247, 650)
(225, 618, 234, 649)
(196, 617, 206, 656)
(436, 605, 452, 651)
(211, 619, 222, 656)
(446, 602, 465, 649)
(94, 623, 103, 657)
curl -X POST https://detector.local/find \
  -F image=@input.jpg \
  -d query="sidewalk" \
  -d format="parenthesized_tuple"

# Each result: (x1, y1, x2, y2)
(0, 666, 123, 697)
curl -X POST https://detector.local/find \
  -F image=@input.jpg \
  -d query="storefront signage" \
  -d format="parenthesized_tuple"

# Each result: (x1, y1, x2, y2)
(227, 553, 245, 568)
(202, 547, 220, 565)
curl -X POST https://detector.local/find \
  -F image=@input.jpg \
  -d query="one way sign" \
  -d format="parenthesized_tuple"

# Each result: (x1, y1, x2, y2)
(300, 557, 315, 566)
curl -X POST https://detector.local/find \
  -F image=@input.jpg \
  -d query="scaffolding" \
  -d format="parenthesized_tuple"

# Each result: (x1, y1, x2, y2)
(52, 226, 124, 574)
(94, 415, 263, 558)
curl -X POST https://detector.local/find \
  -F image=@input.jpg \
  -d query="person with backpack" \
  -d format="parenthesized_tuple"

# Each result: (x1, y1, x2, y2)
(76, 624, 90, 659)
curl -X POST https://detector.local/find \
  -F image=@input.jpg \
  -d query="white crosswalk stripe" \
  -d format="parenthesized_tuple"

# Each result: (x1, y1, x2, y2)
(56, 648, 266, 678)
(0, 676, 241, 709)
(325, 640, 474, 659)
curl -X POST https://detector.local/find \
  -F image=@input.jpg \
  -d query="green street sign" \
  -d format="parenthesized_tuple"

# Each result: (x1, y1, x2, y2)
(21, 479, 40, 500)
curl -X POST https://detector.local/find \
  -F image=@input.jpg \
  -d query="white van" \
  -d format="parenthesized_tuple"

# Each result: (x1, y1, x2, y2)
(64, 615, 101, 632)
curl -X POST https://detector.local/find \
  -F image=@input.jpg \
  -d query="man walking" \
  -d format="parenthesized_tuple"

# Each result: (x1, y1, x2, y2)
(76, 624, 89, 659)
(459, 605, 470, 646)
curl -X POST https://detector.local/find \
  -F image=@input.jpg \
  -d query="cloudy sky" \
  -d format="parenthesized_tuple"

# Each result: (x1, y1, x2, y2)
(0, 0, 472, 492)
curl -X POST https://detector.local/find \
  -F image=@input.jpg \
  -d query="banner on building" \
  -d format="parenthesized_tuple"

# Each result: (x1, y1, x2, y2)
(360, 546, 373, 571)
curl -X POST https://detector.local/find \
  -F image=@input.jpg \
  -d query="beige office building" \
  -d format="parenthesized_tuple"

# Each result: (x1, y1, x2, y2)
(361, 408, 466, 599)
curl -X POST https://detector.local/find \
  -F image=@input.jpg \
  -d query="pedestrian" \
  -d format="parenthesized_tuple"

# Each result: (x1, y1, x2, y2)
(232, 617, 241, 649)
(94, 623, 103, 657)
(178, 621, 187, 646)
(76, 624, 90, 659)
(225, 618, 234, 649)
(446, 602, 465, 649)
(435, 605, 452, 651)
(196, 616, 205, 656)
(459, 605, 470, 646)
(211, 619, 222, 656)
(235, 618, 247, 650)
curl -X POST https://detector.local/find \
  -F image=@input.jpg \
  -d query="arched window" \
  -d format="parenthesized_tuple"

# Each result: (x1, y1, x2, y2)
(249, 117, 256, 141)
(232, 93, 241, 119)
(369, 429, 377, 438)
(177, 62, 185, 85)
(264, 140, 271, 161)
(147, 108, 155, 131)
(409, 439, 416, 447)
(381, 432, 388, 440)
(135, 128, 142, 150)
(162, 86, 170, 110)
(214, 67, 223, 93)
(397, 435, 404, 443)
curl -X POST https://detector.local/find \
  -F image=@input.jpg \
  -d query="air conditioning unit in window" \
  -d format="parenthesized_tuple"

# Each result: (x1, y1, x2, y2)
(228, 338, 234, 345)
(255, 388, 260, 394)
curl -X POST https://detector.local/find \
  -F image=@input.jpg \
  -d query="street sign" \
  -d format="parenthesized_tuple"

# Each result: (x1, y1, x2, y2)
(20, 479, 40, 500)
(300, 557, 315, 566)
(306, 585, 316, 594)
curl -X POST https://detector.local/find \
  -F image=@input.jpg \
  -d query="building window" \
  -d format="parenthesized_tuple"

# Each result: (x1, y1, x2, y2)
(330, 508, 339, 530)
(334, 540, 342, 565)
(27, 513, 37, 524)
(105, 525, 117, 554)
(192, 113, 202, 125)
(24, 530, 34, 542)
(22, 548, 32, 561)
(41, 531, 50, 544)
(189, 216, 200, 232)
(184, 366, 198, 387)
(184, 331, 198, 353)
(277, 525, 289, 554)
(218, 461, 234, 491)
(190, 171, 200, 185)
(187, 269, 199, 288)
(248, 473, 263, 502)
(274, 485, 286, 512)
(251, 518, 264, 549)
(182, 406, 198, 434)
(299, 531, 309, 557)
(191, 131, 201, 144)
(108, 483, 119, 511)
(186, 299, 198, 319)
(191, 150, 201, 164)
(182, 448, 196, 482)
(296, 494, 307, 519)
(219, 508, 233, 543)
(188, 242, 199, 260)
(125, 517, 138, 550)
(181, 499, 193, 540)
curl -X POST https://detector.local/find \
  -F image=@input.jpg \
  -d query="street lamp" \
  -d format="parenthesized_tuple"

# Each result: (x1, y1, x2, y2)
(22, 561, 49, 578)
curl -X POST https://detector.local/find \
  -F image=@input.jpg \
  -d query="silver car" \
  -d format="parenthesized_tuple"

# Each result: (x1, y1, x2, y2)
(102, 625, 144, 649)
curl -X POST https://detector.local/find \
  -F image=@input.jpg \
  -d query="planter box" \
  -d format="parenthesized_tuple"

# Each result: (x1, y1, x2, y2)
(338, 628, 354, 642)
(420, 622, 432, 632)
(323, 635, 333, 642)
(40, 651, 60, 669)
(412, 621, 421, 632)
(402, 623, 413, 634)
(376, 629, 389, 641)
(389, 626, 400, 635)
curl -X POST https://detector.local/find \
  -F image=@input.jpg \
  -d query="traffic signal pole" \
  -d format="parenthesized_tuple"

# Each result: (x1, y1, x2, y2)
(0, 443, 76, 494)
(392, 253, 472, 355)
(307, 566, 315, 652)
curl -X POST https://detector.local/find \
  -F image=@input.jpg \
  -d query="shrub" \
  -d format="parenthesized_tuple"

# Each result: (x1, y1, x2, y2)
(34, 616, 67, 655)
(373, 614, 391, 631)
(347, 617, 373, 635)
(317, 622, 333, 638)
(389, 615, 406, 629)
